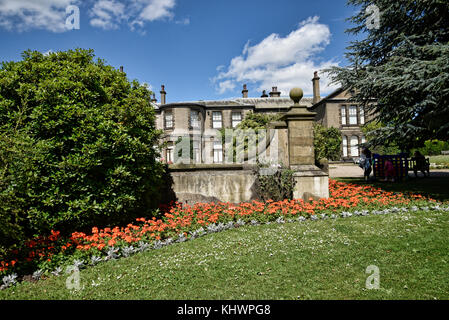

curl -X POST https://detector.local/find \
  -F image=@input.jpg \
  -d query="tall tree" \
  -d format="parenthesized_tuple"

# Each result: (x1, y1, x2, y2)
(327, 0, 449, 150)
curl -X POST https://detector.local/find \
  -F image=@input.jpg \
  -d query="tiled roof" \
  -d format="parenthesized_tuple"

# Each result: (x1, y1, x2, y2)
(157, 97, 314, 110)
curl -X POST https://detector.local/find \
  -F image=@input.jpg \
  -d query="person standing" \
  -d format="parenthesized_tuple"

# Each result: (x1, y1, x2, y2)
(383, 158, 396, 182)
(360, 147, 373, 181)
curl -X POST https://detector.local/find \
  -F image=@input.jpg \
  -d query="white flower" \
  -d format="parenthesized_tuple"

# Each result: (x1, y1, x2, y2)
(51, 267, 62, 277)
(2, 273, 18, 288)
(91, 256, 103, 265)
(32, 269, 43, 281)
(73, 259, 85, 269)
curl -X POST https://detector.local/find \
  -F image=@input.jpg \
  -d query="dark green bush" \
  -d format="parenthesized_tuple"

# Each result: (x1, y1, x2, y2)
(254, 164, 296, 202)
(0, 49, 165, 250)
(414, 140, 449, 156)
(314, 124, 342, 161)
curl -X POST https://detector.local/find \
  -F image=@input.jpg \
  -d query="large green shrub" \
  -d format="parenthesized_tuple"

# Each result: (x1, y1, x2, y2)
(414, 140, 449, 156)
(314, 124, 342, 161)
(0, 49, 165, 250)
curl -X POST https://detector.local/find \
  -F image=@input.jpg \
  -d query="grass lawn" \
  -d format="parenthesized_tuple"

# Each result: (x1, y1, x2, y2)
(430, 155, 449, 167)
(337, 176, 449, 202)
(1, 207, 448, 300)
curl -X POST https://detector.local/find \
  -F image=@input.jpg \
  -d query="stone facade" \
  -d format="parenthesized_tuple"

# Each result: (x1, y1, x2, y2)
(311, 87, 375, 160)
(153, 73, 371, 163)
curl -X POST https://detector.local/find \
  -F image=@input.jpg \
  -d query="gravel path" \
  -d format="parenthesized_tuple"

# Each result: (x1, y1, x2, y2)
(329, 164, 449, 178)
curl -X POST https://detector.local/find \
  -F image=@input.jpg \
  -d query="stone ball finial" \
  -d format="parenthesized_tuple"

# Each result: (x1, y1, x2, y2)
(290, 87, 303, 104)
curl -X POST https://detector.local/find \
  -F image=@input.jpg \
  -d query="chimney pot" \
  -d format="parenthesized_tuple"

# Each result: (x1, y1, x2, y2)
(242, 84, 248, 98)
(120, 66, 124, 73)
(269, 86, 281, 98)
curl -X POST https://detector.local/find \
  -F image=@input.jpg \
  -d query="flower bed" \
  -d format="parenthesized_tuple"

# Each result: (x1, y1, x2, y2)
(0, 179, 439, 286)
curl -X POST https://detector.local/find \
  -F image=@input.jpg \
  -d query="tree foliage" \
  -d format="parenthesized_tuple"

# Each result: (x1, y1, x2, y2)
(0, 49, 165, 249)
(361, 121, 400, 155)
(326, 0, 449, 149)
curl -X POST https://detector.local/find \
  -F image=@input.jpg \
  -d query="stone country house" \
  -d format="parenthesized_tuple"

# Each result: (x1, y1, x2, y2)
(153, 72, 374, 164)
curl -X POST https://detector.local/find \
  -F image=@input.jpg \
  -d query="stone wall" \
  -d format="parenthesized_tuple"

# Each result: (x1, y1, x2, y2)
(169, 164, 257, 204)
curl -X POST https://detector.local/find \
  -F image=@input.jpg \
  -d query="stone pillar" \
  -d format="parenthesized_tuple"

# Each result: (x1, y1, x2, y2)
(283, 88, 329, 200)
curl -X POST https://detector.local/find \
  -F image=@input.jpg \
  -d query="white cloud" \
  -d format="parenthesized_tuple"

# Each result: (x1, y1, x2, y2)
(213, 16, 340, 97)
(89, 0, 126, 30)
(0, 0, 179, 32)
(0, 0, 79, 32)
(136, 0, 175, 22)
(217, 80, 236, 95)
(175, 17, 190, 25)
(90, 0, 177, 31)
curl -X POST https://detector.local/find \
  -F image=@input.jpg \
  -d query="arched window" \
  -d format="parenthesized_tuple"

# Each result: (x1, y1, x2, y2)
(342, 136, 348, 157)
(350, 136, 359, 157)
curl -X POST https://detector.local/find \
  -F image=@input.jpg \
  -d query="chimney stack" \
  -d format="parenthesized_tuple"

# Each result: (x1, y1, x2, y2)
(269, 86, 281, 98)
(160, 85, 166, 105)
(312, 71, 321, 104)
(120, 66, 124, 73)
(242, 84, 248, 98)
(261, 90, 268, 98)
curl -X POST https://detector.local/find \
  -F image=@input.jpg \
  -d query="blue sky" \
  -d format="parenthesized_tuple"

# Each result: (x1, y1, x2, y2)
(0, 0, 360, 103)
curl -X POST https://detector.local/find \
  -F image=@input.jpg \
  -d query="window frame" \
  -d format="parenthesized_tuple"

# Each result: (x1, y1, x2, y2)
(231, 111, 242, 128)
(164, 110, 174, 129)
(190, 110, 201, 129)
(213, 141, 223, 164)
(342, 136, 348, 157)
(350, 136, 359, 157)
(340, 106, 347, 126)
(349, 105, 358, 125)
(212, 111, 223, 129)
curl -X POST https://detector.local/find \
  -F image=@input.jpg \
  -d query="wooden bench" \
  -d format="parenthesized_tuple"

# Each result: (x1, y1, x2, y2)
(407, 158, 430, 177)
(373, 154, 430, 180)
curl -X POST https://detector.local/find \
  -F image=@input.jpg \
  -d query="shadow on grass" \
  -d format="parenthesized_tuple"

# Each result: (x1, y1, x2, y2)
(337, 173, 449, 202)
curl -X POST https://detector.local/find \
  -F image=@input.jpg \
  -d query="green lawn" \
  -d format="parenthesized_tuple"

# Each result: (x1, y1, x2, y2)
(1, 207, 448, 300)
(430, 155, 449, 167)
(337, 176, 449, 202)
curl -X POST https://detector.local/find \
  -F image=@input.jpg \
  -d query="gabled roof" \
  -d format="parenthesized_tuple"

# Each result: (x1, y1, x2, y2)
(310, 87, 346, 109)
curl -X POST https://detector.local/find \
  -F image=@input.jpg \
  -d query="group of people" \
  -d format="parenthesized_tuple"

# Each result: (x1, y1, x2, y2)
(359, 148, 428, 182)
